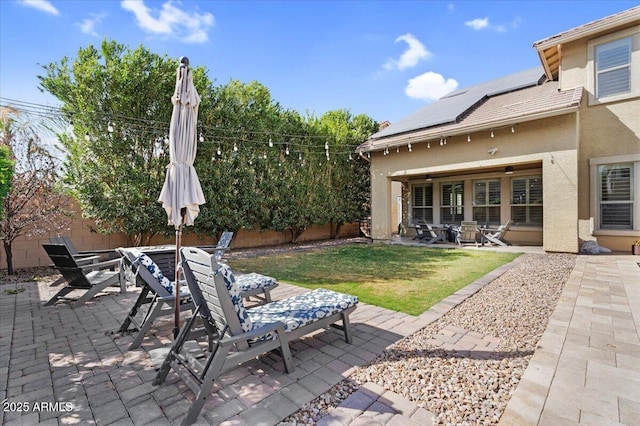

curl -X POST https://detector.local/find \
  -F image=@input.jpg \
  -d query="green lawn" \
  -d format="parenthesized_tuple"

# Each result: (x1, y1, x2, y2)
(229, 244, 520, 316)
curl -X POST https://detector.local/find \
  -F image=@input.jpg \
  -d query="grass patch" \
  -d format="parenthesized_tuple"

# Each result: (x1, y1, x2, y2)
(4, 288, 25, 295)
(229, 244, 520, 315)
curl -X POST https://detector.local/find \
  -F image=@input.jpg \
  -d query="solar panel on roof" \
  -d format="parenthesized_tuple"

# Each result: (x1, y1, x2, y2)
(370, 66, 545, 140)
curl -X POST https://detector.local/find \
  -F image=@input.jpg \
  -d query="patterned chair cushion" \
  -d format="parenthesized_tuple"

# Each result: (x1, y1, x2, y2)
(123, 248, 189, 297)
(216, 263, 253, 333)
(247, 288, 358, 335)
(235, 273, 277, 291)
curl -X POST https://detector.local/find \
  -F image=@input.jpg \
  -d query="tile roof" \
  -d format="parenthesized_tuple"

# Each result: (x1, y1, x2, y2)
(359, 80, 583, 151)
(369, 67, 545, 140)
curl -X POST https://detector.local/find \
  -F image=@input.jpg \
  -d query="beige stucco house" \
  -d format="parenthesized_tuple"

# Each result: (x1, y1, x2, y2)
(358, 6, 640, 253)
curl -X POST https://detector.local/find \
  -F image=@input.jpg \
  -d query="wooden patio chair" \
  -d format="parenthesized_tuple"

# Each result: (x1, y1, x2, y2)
(117, 246, 279, 350)
(455, 221, 479, 247)
(483, 220, 512, 247)
(42, 243, 124, 307)
(153, 246, 358, 426)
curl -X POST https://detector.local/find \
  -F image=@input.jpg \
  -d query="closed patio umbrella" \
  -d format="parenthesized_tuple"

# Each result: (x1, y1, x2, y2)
(158, 56, 205, 336)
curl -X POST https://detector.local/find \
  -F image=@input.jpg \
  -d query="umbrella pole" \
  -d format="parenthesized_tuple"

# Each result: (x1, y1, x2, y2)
(173, 210, 186, 338)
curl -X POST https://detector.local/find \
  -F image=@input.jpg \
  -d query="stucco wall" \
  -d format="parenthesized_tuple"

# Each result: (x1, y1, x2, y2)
(559, 26, 640, 251)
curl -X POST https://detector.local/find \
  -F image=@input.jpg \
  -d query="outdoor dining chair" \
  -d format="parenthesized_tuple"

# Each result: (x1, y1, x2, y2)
(455, 221, 479, 247)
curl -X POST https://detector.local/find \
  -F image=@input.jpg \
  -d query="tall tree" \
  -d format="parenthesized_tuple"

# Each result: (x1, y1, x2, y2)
(38, 39, 214, 245)
(309, 110, 377, 237)
(0, 106, 73, 274)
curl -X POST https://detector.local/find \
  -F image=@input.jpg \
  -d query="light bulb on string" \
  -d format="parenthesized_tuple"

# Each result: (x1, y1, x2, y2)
(199, 133, 204, 143)
(396, 147, 399, 153)
(467, 134, 471, 142)
(268, 136, 273, 148)
(217, 146, 221, 156)
(107, 122, 114, 133)
(233, 141, 238, 152)
(427, 141, 431, 149)
(491, 130, 494, 138)
(298, 152, 302, 161)
(444, 138, 447, 145)
(348, 153, 352, 160)
(511, 126, 515, 133)
(263, 152, 267, 159)
(285, 145, 289, 155)
(408, 142, 412, 152)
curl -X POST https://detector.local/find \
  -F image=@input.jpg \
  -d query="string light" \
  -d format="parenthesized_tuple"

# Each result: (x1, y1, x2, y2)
(0, 97, 368, 162)
(490, 129, 494, 138)
(467, 134, 471, 142)
(440, 137, 444, 146)
(427, 141, 430, 149)
(408, 142, 412, 152)
(511, 125, 515, 133)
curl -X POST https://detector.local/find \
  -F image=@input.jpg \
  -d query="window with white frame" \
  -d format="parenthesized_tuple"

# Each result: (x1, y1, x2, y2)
(473, 179, 501, 226)
(595, 37, 631, 99)
(511, 176, 543, 226)
(412, 184, 433, 223)
(598, 164, 634, 229)
(588, 28, 639, 105)
(441, 182, 464, 224)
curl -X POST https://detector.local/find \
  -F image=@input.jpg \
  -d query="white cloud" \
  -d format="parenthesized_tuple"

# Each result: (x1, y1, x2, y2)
(405, 72, 459, 101)
(465, 17, 512, 33)
(121, 0, 214, 43)
(20, 0, 59, 15)
(383, 33, 431, 71)
(465, 17, 489, 30)
(77, 13, 106, 37)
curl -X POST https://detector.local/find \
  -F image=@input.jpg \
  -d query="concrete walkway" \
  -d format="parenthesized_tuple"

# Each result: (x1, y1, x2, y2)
(0, 254, 638, 425)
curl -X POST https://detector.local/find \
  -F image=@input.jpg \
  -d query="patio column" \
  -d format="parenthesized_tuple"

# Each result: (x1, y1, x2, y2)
(543, 150, 579, 253)
(371, 173, 392, 240)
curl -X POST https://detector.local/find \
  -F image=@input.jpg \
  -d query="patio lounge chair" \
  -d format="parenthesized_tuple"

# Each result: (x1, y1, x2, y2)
(118, 247, 279, 350)
(456, 221, 479, 247)
(482, 220, 512, 247)
(213, 231, 233, 261)
(153, 246, 358, 426)
(42, 243, 124, 307)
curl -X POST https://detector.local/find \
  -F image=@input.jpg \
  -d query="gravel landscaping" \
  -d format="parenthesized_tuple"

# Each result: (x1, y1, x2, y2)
(283, 252, 576, 425)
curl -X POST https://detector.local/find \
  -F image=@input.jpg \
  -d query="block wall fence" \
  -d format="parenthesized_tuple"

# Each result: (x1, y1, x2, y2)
(1, 200, 360, 272)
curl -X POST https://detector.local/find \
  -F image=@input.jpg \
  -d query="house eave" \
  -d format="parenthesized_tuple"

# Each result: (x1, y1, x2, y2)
(358, 104, 580, 153)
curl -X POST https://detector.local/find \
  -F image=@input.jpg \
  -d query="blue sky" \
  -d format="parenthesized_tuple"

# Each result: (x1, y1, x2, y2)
(0, 1, 637, 123)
